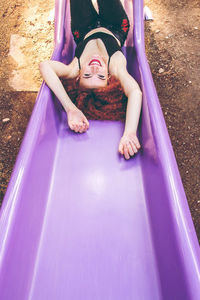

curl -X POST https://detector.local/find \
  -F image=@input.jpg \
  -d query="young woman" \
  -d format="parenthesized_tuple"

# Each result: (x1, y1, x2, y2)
(39, 0, 142, 160)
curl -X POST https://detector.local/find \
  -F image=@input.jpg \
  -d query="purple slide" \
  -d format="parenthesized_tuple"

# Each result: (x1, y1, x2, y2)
(0, 0, 199, 299)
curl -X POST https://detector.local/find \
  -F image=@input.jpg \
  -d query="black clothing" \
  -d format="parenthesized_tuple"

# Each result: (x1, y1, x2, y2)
(75, 32, 122, 71)
(70, 0, 130, 47)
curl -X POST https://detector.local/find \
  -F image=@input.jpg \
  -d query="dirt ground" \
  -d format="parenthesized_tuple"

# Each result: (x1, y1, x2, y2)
(0, 0, 199, 241)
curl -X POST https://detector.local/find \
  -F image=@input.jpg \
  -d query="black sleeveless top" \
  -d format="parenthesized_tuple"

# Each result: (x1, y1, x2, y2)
(75, 32, 122, 71)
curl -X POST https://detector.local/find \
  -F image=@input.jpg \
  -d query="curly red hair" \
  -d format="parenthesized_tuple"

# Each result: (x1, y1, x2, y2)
(61, 76, 127, 121)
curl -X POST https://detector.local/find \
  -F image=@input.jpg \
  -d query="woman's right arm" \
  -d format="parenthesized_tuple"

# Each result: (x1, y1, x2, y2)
(39, 59, 89, 133)
(39, 59, 79, 113)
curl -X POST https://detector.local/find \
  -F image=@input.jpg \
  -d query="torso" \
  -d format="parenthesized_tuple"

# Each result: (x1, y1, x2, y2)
(84, 27, 121, 46)
(71, 27, 126, 78)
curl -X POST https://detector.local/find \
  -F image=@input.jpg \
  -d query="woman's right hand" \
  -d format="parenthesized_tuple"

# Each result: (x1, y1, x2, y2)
(67, 108, 89, 133)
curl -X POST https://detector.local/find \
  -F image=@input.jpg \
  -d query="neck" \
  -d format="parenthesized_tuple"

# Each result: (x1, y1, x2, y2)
(80, 40, 108, 65)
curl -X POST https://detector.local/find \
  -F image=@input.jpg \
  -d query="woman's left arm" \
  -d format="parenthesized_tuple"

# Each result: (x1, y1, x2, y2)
(117, 69, 142, 135)
(112, 56, 143, 159)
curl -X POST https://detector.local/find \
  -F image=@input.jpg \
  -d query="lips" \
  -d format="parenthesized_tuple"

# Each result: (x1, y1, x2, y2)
(89, 59, 102, 66)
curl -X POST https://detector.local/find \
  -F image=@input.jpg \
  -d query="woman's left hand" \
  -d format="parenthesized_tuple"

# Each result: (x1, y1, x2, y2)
(118, 132, 141, 160)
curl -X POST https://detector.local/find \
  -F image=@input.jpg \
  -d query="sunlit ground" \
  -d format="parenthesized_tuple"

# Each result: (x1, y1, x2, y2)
(7, 1, 54, 91)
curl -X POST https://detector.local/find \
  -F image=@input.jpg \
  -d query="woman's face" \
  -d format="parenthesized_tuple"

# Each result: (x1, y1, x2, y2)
(79, 55, 108, 89)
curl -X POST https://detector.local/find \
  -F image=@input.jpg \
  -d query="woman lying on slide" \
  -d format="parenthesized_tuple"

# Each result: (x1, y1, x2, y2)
(39, 0, 142, 160)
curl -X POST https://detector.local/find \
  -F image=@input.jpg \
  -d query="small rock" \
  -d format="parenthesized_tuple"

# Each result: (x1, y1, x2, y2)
(155, 29, 160, 33)
(189, 81, 192, 84)
(188, 126, 191, 129)
(2, 118, 10, 123)
(7, 135, 12, 140)
(186, 170, 189, 174)
(194, 27, 198, 30)
(159, 68, 164, 73)
(144, 6, 154, 20)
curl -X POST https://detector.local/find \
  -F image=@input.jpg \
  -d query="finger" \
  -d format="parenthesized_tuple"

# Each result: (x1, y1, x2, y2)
(83, 122, 88, 131)
(118, 142, 124, 154)
(79, 124, 85, 133)
(82, 121, 87, 130)
(81, 127, 87, 133)
(124, 145, 130, 160)
(70, 122, 75, 131)
(74, 125, 79, 133)
(83, 119, 89, 129)
(78, 125, 83, 133)
(127, 142, 134, 156)
(85, 118, 89, 127)
(79, 123, 86, 133)
(130, 141, 138, 153)
(77, 122, 83, 132)
(133, 136, 141, 149)
(85, 123, 89, 130)
(81, 120, 89, 133)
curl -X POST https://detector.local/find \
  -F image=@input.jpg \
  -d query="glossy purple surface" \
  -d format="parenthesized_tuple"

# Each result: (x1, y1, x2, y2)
(0, 1, 199, 299)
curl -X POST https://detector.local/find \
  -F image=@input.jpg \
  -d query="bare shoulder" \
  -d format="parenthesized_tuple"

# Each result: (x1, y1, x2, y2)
(60, 57, 79, 79)
(109, 52, 141, 96)
(47, 57, 79, 79)
(109, 51, 127, 76)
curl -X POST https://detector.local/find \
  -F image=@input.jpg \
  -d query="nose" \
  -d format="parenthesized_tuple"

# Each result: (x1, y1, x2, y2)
(90, 65, 100, 73)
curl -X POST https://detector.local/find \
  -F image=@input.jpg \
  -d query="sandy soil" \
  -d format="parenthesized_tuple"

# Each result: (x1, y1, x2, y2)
(0, 0, 199, 240)
(145, 0, 200, 240)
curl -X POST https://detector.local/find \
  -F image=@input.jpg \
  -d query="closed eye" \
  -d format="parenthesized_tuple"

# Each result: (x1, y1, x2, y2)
(82, 74, 106, 80)
(83, 74, 92, 78)
(97, 75, 106, 80)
